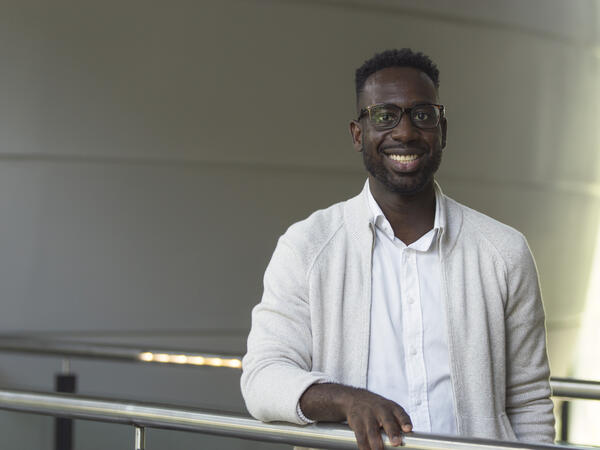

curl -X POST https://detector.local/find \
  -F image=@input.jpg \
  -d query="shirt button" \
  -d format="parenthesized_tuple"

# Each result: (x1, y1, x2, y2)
(416, 399, 422, 406)
(410, 348, 417, 356)
(408, 297, 415, 304)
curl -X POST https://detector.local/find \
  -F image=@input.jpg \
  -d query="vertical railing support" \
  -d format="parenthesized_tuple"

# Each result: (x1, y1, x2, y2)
(135, 425, 146, 450)
(55, 359, 76, 450)
(560, 400, 570, 442)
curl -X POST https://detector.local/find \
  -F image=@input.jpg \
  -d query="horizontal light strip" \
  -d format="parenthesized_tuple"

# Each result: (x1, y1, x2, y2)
(138, 352, 242, 369)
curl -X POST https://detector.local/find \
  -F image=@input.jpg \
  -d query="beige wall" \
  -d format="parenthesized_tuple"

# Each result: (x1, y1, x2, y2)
(0, 1, 598, 448)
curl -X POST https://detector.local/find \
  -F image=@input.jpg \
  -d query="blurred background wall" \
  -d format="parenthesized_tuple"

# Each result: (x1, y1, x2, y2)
(0, 0, 598, 448)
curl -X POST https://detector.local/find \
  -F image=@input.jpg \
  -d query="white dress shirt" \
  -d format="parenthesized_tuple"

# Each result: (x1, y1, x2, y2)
(366, 181, 457, 435)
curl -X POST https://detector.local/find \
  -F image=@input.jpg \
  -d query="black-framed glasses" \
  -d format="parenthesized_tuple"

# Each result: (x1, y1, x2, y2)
(357, 103, 445, 130)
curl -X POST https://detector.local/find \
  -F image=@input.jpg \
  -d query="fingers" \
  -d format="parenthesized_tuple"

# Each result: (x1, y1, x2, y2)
(353, 426, 371, 450)
(379, 411, 403, 446)
(344, 389, 413, 449)
(392, 407, 413, 433)
(366, 420, 385, 450)
(353, 417, 385, 450)
(351, 409, 410, 449)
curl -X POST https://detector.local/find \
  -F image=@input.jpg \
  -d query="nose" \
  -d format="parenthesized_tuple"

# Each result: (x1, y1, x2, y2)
(390, 111, 420, 143)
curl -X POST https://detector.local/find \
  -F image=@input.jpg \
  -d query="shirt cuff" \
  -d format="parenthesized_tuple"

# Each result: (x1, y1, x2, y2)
(296, 402, 316, 424)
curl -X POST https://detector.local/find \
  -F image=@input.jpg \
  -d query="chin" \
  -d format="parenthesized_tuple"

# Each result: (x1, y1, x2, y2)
(382, 176, 431, 195)
(367, 167, 431, 195)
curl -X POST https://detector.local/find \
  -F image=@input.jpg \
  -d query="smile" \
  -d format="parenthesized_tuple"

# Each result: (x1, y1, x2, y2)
(386, 154, 420, 162)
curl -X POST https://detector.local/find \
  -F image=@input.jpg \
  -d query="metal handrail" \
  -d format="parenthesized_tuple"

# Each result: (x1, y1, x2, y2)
(0, 336, 599, 402)
(0, 389, 590, 450)
(550, 377, 600, 401)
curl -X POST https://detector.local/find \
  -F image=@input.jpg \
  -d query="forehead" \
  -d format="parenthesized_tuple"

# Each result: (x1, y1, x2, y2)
(359, 67, 438, 108)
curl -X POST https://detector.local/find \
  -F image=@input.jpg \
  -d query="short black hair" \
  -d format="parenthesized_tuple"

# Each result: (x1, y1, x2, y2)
(355, 48, 440, 99)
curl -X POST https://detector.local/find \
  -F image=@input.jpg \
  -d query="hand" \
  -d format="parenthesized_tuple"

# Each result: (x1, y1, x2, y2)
(343, 388, 412, 450)
(299, 383, 412, 450)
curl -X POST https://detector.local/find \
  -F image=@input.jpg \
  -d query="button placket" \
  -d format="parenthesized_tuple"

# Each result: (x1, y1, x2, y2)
(408, 248, 431, 430)
(402, 249, 419, 418)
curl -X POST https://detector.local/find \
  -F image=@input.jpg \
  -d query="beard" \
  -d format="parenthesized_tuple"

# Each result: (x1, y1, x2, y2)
(362, 144, 442, 195)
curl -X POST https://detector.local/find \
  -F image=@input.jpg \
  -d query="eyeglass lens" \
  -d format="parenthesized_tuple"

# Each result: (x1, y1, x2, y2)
(369, 104, 440, 130)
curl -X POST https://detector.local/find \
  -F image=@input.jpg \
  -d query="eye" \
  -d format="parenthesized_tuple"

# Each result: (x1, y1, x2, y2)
(376, 113, 393, 122)
(414, 111, 430, 121)
(372, 109, 398, 125)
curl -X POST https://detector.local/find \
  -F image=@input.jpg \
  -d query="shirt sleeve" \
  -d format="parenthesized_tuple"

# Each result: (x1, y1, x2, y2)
(504, 234, 555, 443)
(240, 237, 336, 424)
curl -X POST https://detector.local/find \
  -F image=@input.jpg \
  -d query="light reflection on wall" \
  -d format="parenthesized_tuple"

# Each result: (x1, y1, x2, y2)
(569, 193, 600, 443)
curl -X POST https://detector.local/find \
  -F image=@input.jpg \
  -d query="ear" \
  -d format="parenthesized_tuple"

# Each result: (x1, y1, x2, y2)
(441, 117, 447, 149)
(349, 120, 363, 152)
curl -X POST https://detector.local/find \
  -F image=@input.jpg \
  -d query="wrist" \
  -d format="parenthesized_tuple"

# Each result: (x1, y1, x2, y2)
(299, 383, 355, 422)
(330, 384, 359, 419)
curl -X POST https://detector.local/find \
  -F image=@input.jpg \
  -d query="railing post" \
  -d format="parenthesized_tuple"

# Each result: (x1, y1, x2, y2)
(560, 400, 570, 442)
(134, 425, 146, 450)
(55, 358, 76, 450)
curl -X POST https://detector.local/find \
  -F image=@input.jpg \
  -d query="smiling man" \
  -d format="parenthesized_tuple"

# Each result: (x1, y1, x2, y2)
(241, 49, 555, 450)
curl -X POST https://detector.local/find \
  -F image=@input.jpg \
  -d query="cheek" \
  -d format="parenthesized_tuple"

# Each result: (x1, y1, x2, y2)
(427, 132, 443, 149)
(364, 131, 385, 150)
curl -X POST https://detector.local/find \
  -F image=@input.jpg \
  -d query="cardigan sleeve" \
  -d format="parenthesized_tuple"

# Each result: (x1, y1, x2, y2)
(240, 237, 335, 424)
(504, 234, 555, 443)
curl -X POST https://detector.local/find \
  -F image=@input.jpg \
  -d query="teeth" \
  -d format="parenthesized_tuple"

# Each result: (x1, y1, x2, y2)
(388, 154, 419, 162)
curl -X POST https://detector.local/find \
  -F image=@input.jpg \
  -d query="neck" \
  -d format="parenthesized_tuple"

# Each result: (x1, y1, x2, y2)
(369, 176, 436, 245)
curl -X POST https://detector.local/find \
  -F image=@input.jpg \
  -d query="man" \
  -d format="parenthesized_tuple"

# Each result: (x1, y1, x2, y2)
(241, 49, 555, 450)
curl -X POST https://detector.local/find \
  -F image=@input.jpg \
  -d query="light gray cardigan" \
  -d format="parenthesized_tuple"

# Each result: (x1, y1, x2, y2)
(241, 182, 555, 443)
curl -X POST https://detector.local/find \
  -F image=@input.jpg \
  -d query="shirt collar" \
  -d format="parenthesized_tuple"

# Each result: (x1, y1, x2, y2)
(365, 179, 446, 244)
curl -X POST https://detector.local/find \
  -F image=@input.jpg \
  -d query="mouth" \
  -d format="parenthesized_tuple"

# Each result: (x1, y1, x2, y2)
(386, 153, 420, 163)
(383, 151, 424, 172)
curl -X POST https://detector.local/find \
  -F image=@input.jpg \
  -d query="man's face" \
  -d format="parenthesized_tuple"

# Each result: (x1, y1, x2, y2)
(350, 67, 447, 195)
